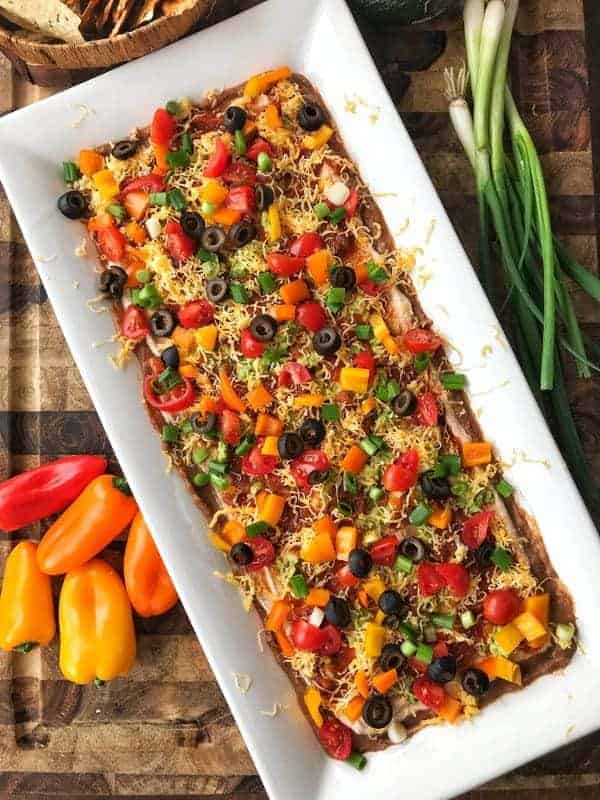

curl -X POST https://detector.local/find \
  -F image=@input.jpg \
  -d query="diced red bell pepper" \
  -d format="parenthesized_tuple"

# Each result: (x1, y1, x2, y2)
(369, 535, 398, 567)
(267, 252, 305, 277)
(204, 138, 231, 178)
(150, 108, 176, 147)
(278, 362, 312, 387)
(296, 301, 327, 333)
(220, 409, 241, 446)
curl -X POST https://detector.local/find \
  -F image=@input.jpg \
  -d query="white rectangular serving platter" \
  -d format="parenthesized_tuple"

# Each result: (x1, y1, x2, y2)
(1, 1, 600, 797)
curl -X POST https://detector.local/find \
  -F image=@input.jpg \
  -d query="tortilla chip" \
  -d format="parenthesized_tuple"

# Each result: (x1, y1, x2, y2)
(161, 0, 197, 16)
(0, 0, 84, 42)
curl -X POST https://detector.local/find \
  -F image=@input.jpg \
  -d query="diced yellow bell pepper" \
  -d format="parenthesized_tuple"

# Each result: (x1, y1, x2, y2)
(92, 169, 119, 200)
(196, 324, 218, 351)
(209, 533, 230, 553)
(335, 526, 357, 560)
(244, 66, 292, 99)
(494, 656, 522, 685)
(429, 507, 452, 529)
(258, 493, 286, 527)
(363, 577, 385, 603)
(294, 393, 325, 408)
(306, 588, 330, 607)
(304, 686, 324, 728)
(494, 623, 524, 655)
(374, 610, 386, 625)
(261, 436, 280, 457)
(339, 367, 370, 393)
(438, 695, 462, 723)
(370, 313, 390, 342)
(364, 623, 386, 658)
(266, 202, 281, 241)
(221, 520, 245, 545)
(302, 125, 334, 150)
(300, 532, 336, 564)
(513, 611, 547, 643)
(383, 334, 400, 355)
(200, 181, 228, 206)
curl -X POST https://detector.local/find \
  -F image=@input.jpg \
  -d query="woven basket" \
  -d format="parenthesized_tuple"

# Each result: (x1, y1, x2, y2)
(0, 1, 213, 87)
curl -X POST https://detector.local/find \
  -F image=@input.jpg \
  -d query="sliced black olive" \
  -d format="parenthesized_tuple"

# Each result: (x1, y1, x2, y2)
(201, 225, 226, 252)
(278, 433, 304, 460)
(191, 412, 217, 435)
(330, 266, 356, 291)
(299, 418, 326, 447)
(229, 220, 256, 248)
(313, 326, 342, 357)
(399, 536, 426, 563)
(161, 345, 180, 370)
(298, 102, 326, 132)
(308, 469, 329, 485)
(206, 278, 228, 303)
(379, 643, 405, 673)
(348, 548, 372, 578)
(223, 105, 247, 132)
(181, 211, 206, 240)
(112, 139, 139, 160)
(378, 589, 405, 617)
(419, 470, 451, 500)
(474, 538, 495, 568)
(149, 309, 176, 338)
(250, 313, 277, 342)
(231, 542, 253, 566)
(382, 613, 406, 630)
(393, 389, 417, 416)
(324, 597, 351, 628)
(58, 190, 87, 220)
(427, 656, 457, 684)
(98, 266, 127, 299)
(362, 695, 393, 730)
(255, 184, 275, 211)
(462, 668, 490, 698)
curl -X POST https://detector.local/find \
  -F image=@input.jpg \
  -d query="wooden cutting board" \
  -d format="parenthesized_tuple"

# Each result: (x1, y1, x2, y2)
(1, 1, 600, 797)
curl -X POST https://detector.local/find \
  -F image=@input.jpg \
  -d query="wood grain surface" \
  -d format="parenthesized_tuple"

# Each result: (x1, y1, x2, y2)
(1, 1, 600, 798)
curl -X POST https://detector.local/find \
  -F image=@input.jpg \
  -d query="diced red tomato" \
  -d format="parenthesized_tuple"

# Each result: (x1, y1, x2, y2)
(289, 232, 324, 258)
(415, 392, 439, 426)
(121, 306, 149, 340)
(241, 444, 278, 476)
(318, 717, 353, 760)
(177, 299, 214, 329)
(353, 350, 376, 382)
(143, 375, 195, 413)
(404, 328, 443, 354)
(433, 640, 449, 658)
(291, 450, 329, 490)
(412, 677, 445, 712)
(360, 279, 384, 296)
(334, 563, 360, 589)
(291, 619, 327, 652)
(267, 252, 305, 277)
(383, 449, 419, 492)
(245, 536, 276, 572)
(165, 220, 195, 264)
(343, 188, 359, 218)
(204, 138, 231, 178)
(483, 588, 521, 625)
(246, 137, 273, 161)
(319, 624, 343, 656)
(278, 362, 312, 387)
(122, 191, 149, 221)
(409, 656, 428, 675)
(150, 108, 176, 147)
(222, 160, 257, 185)
(220, 409, 241, 446)
(240, 328, 266, 358)
(369, 535, 398, 567)
(296, 301, 328, 332)
(417, 562, 445, 596)
(96, 225, 126, 262)
(121, 173, 165, 195)
(436, 563, 470, 598)
(461, 510, 495, 549)
(225, 185, 255, 214)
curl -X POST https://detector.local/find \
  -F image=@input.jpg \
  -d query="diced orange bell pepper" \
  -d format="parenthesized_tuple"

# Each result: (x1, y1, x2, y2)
(261, 436, 280, 458)
(77, 148, 104, 176)
(200, 181, 228, 206)
(429, 507, 453, 529)
(255, 413, 284, 436)
(294, 393, 324, 408)
(344, 695, 365, 723)
(302, 125, 334, 150)
(365, 623, 386, 658)
(523, 593, 550, 649)
(335, 526, 357, 559)
(476, 655, 521, 684)
(172, 326, 197, 355)
(304, 686, 324, 727)
(372, 669, 398, 694)
(361, 397, 377, 415)
(375, 610, 385, 625)
(258, 493, 286, 527)
(213, 207, 242, 227)
(222, 520, 245, 545)
(357, 589, 369, 609)
(87, 212, 113, 232)
(275, 630, 295, 657)
(209, 533, 230, 553)
(199, 395, 218, 414)
(92, 169, 119, 200)
(306, 249, 330, 286)
(179, 364, 197, 379)
(354, 262, 369, 284)
(196, 324, 218, 351)
(242, 120, 257, 138)
(306, 588, 330, 607)
(271, 304, 296, 322)
(313, 515, 337, 539)
(265, 103, 282, 129)
(247, 383, 274, 410)
(494, 623, 524, 655)
(341, 445, 368, 474)
(300, 532, 336, 564)
(244, 66, 292, 99)
(122, 247, 145, 288)
(339, 367, 370, 393)
(153, 143, 169, 175)
(219, 370, 246, 413)
(438, 695, 462, 723)
(280, 279, 309, 305)
(356, 670, 370, 699)
(124, 221, 147, 244)
(462, 441, 492, 467)
(265, 599, 291, 632)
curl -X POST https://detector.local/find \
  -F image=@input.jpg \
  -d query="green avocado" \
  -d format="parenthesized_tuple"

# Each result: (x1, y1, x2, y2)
(348, 0, 459, 25)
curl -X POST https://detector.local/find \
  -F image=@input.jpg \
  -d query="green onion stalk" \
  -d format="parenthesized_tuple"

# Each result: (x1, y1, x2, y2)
(444, 0, 599, 508)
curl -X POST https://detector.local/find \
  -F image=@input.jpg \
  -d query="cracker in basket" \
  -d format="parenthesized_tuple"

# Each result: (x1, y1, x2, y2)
(161, 0, 197, 16)
(0, 0, 84, 42)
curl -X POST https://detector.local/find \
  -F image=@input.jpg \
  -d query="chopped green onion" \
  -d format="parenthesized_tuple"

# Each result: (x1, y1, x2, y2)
(326, 286, 346, 312)
(234, 129, 247, 155)
(257, 152, 273, 173)
(136, 269, 151, 284)
(496, 478, 514, 498)
(432, 613, 456, 630)
(355, 324, 373, 341)
(441, 372, 467, 391)
(415, 643, 434, 664)
(112, 477, 132, 496)
(322, 403, 340, 422)
(367, 261, 388, 283)
(400, 640, 417, 657)
(62, 161, 80, 183)
(192, 447, 209, 465)
(376, 378, 400, 402)
(215, 441, 229, 462)
(230, 282, 249, 304)
(413, 353, 430, 373)
(246, 521, 270, 538)
(345, 752, 367, 771)
(167, 188, 186, 210)
(394, 554, 413, 574)
(197, 248, 218, 264)
(460, 610, 476, 630)
(369, 486, 384, 502)
(210, 474, 229, 490)
(201, 201, 216, 216)
(181, 419, 193, 434)
(490, 547, 513, 570)
(423, 624, 437, 643)
(161, 424, 180, 443)
(398, 622, 418, 641)
(192, 472, 210, 488)
(138, 283, 161, 305)
(409, 503, 432, 526)
(166, 150, 190, 170)
(451, 481, 468, 498)
(14, 641, 36, 653)
(289, 574, 309, 598)
(181, 132, 193, 154)
(313, 202, 331, 220)
(258, 271, 277, 294)
(337, 500, 354, 517)
(261, 347, 287, 368)
(439, 454, 461, 476)
(107, 203, 126, 221)
(343, 472, 358, 495)
(360, 436, 380, 456)
(158, 367, 182, 390)
(235, 435, 255, 456)
(166, 100, 181, 115)
(150, 191, 167, 206)
(555, 622, 575, 650)
(329, 207, 347, 225)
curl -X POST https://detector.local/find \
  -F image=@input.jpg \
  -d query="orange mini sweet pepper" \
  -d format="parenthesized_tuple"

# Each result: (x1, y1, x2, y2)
(0, 541, 55, 652)
(59, 559, 136, 684)
(124, 512, 178, 618)
(37, 475, 138, 575)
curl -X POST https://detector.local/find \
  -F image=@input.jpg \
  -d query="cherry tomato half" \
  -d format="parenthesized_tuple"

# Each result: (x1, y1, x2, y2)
(267, 252, 305, 277)
(278, 361, 312, 387)
(150, 107, 176, 147)
(204, 138, 231, 178)
(483, 588, 521, 625)
(245, 536, 276, 572)
(96, 225, 126, 262)
(240, 328, 266, 358)
(404, 328, 443, 354)
(461, 510, 494, 549)
(165, 220, 195, 264)
(291, 619, 327, 652)
(412, 677, 445, 712)
(318, 718, 353, 760)
(369, 535, 399, 567)
(121, 305, 149, 340)
(177, 299, 214, 329)
(296, 301, 327, 332)
(383, 449, 419, 492)
(289, 232, 324, 258)
(220, 409, 241, 446)
(415, 392, 439, 427)
(241, 444, 278, 476)
(436, 563, 470, 598)
(290, 449, 329, 490)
